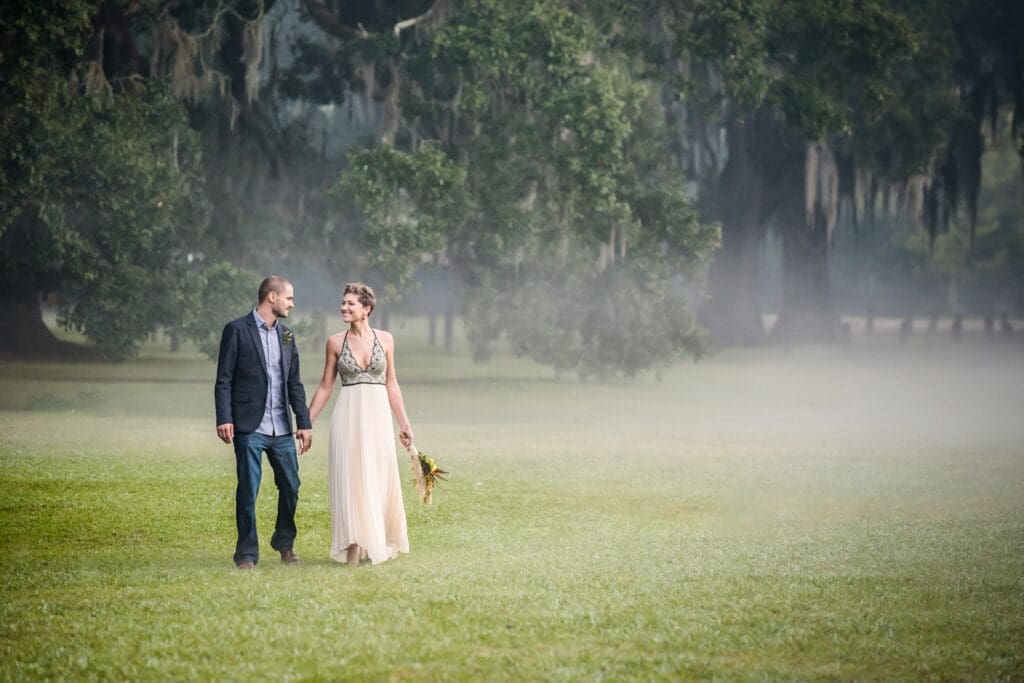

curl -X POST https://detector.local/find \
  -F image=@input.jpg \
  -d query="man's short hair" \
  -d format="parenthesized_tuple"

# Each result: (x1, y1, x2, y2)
(258, 276, 290, 303)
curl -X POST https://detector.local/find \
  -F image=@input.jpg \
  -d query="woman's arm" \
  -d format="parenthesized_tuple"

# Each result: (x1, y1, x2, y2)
(308, 335, 343, 423)
(381, 330, 413, 447)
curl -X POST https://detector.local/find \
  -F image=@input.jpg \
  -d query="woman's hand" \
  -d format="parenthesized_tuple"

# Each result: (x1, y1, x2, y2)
(399, 428, 413, 449)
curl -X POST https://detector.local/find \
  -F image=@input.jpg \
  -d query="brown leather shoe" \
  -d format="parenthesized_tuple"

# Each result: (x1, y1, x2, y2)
(236, 559, 255, 570)
(280, 549, 299, 565)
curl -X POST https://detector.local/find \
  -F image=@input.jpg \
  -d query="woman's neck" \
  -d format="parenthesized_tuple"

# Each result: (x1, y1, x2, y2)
(348, 320, 371, 337)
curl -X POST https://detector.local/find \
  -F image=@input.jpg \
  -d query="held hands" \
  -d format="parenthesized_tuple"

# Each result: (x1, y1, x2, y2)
(296, 429, 313, 455)
(217, 423, 235, 444)
(399, 428, 413, 449)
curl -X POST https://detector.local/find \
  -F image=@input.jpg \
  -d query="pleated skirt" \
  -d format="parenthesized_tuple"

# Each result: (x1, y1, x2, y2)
(328, 383, 409, 565)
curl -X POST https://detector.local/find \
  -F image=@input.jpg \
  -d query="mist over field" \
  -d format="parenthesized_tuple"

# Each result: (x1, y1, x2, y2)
(1, 319, 1023, 678)
(3, 0, 1024, 677)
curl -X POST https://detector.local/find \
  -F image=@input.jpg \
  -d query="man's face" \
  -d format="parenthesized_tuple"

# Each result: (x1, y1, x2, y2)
(270, 284, 295, 319)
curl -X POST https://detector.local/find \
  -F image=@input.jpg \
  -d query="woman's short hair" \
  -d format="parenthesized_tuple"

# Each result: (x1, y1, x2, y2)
(343, 282, 377, 315)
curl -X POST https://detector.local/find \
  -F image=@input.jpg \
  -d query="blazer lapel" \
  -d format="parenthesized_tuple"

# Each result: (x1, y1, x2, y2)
(278, 325, 291, 379)
(245, 315, 269, 379)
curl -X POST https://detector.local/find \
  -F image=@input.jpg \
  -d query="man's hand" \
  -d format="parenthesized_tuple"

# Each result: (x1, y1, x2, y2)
(296, 429, 313, 455)
(217, 423, 235, 444)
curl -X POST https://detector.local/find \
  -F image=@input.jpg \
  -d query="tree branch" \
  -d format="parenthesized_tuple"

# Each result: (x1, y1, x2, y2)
(297, 0, 368, 40)
(394, 3, 437, 38)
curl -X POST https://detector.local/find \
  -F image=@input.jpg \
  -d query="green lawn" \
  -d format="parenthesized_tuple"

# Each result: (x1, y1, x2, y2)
(1, 322, 1022, 680)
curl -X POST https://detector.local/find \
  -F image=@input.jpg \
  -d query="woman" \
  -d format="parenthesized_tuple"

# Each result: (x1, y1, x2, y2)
(308, 283, 412, 565)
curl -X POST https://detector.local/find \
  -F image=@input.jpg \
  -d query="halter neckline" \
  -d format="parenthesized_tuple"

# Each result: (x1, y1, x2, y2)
(343, 329, 381, 372)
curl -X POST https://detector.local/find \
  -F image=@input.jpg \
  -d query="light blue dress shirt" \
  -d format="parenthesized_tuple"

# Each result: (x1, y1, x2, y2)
(253, 309, 290, 436)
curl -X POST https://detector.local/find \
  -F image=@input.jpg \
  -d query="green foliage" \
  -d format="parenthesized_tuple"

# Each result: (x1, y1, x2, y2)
(0, 1, 92, 239)
(848, 1, 962, 176)
(952, 131, 1024, 313)
(484, 255, 708, 380)
(685, 0, 773, 107)
(0, 3, 263, 360)
(333, 144, 467, 296)
(51, 92, 202, 356)
(13, 0, 1017, 363)
(174, 261, 257, 359)
(382, 0, 719, 375)
(857, 222, 947, 315)
(279, 4, 406, 105)
(621, 89, 722, 272)
(846, 129, 1024, 317)
(24, 88, 212, 359)
(288, 309, 328, 358)
(0, 1, 92, 100)
(319, 1, 720, 378)
(682, 0, 920, 137)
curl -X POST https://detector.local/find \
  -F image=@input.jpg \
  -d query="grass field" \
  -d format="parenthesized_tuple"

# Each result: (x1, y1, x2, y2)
(1, 320, 1022, 680)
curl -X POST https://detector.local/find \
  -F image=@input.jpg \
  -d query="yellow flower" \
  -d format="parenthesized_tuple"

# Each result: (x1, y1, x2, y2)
(430, 464, 438, 473)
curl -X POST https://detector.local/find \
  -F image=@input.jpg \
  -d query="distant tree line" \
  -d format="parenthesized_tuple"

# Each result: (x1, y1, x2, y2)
(2, 0, 1021, 372)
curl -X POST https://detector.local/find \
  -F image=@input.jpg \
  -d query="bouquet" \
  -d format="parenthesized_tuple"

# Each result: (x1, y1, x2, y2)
(403, 436, 448, 505)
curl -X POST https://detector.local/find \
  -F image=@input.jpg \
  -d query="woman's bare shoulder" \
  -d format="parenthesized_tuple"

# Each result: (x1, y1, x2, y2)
(375, 328, 395, 347)
(326, 332, 346, 350)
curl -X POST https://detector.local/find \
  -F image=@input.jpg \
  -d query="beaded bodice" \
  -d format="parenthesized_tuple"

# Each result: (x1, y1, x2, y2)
(338, 331, 386, 386)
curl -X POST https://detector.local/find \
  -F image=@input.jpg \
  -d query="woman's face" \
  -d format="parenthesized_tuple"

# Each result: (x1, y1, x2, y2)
(340, 293, 368, 322)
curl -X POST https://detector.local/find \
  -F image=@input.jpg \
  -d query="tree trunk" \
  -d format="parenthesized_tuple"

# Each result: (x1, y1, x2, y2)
(4, 295, 93, 359)
(767, 133, 840, 344)
(703, 219, 765, 345)
(771, 215, 839, 343)
(900, 315, 913, 343)
(444, 310, 454, 354)
(700, 109, 772, 346)
(1000, 312, 1013, 338)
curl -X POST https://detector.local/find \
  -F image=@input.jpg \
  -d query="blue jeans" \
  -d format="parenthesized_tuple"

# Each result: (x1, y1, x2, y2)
(233, 432, 300, 565)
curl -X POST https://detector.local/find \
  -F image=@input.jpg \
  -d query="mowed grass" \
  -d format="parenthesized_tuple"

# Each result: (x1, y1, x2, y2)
(1, 320, 1022, 681)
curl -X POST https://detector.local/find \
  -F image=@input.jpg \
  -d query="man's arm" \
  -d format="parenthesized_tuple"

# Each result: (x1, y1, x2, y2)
(287, 341, 312, 431)
(287, 341, 313, 454)
(214, 322, 238, 442)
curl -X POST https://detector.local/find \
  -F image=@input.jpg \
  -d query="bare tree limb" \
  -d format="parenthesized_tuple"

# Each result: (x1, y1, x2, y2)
(394, 3, 436, 38)
(297, 0, 369, 40)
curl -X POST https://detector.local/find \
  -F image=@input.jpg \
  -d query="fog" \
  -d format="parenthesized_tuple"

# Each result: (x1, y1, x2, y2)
(279, 291, 1024, 457)
(658, 342, 1024, 448)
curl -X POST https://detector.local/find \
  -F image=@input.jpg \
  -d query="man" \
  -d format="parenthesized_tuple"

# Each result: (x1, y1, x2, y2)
(215, 276, 313, 569)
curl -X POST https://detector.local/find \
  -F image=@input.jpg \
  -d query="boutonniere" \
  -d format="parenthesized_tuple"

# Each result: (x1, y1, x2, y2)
(281, 331, 294, 346)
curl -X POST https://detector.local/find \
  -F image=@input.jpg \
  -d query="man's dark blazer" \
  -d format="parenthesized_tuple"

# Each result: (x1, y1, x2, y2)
(214, 313, 312, 435)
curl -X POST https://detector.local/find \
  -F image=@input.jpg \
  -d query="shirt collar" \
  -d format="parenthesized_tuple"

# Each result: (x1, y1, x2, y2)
(252, 308, 273, 332)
